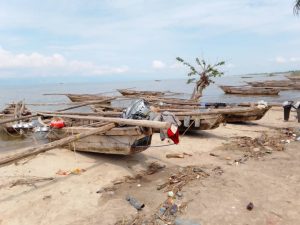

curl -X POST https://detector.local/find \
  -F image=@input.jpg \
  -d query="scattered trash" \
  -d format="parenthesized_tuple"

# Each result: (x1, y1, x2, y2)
(42, 195, 52, 200)
(176, 191, 183, 198)
(56, 168, 86, 176)
(126, 195, 145, 210)
(170, 204, 178, 215)
(157, 166, 209, 193)
(212, 166, 224, 175)
(166, 152, 192, 159)
(113, 180, 124, 185)
(209, 152, 219, 157)
(70, 168, 86, 175)
(168, 191, 174, 197)
(56, 169, 68, 176)
(146, 162, 166, 175)
(159, 207, 166, 216)
(247, 202, 254, 211)
(224, 133, 286, 159)
(8, 177, 54, 188)
(96, 186, 116, 194)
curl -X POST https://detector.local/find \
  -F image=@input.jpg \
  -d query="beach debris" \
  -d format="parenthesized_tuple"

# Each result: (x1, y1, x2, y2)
(166, 152, 193, 159)
(42, 195, 52, 200)
(224, 133, 287, 159)
(176, 191, 183, 198)
(212, 166, 224, 175)
(209, 152, 219, 157)
(168, 191, 175, 197)
(96, 186, 116, 194)
(146, 162, 165, 175)
(126, 195, 145, 210)
(247, 202, 254, 211)
(157, 166, 209, 193)
(56, 168, 86, 176)
(7, 176, 54, 188)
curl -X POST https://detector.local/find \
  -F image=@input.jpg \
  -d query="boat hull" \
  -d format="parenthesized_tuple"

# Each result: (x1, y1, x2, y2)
(47, 126, 153, 155)
(176, 114, 224, 132)
(220, 85, 280, 95)
(222, 106, 271, 123)
(66, 94, 112, 103)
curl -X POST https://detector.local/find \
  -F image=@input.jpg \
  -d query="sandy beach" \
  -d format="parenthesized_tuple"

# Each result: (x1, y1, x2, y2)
(0, 107, 299, 225)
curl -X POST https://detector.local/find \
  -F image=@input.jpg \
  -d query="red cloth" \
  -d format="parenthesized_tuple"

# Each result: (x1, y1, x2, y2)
(167, 127, 179, 144)
(50, 120, 65, 129)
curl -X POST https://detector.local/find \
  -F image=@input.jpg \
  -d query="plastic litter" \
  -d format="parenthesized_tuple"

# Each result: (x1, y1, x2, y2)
(126, 195, 145, 210)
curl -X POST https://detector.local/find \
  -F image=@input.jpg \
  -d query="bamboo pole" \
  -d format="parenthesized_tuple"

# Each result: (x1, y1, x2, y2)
(38, 111, 122, 117)
(0, 123, 116, 166)
(0, 114, 38, 125)
(38, 113, 171, 129)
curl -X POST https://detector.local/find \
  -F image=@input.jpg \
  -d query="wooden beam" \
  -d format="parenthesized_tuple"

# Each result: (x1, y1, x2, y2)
(38, 113, 171, 129)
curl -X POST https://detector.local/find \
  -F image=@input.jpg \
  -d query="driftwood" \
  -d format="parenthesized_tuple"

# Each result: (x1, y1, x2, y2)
(0, 123, 116, 166)
(9, 177, 55, 188)
(39, 113, 171, 129)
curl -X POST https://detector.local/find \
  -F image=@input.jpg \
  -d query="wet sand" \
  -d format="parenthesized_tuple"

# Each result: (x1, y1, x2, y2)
(0, 108, 299, 225)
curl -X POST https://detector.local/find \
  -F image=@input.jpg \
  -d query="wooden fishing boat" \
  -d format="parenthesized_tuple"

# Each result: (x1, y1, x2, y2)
(246, 80, 300, 89)
(219, 85, 280, 95)
(286, 74, 300, 81)
(0, 102, 33, 135)
(66, 94, 112, 103)
(40, 117, 153, 155)
(205, 106, 271, 123)
(117, 89, 165, 97)
(173, 105, 271, 124)
(90, 100, 271, 124)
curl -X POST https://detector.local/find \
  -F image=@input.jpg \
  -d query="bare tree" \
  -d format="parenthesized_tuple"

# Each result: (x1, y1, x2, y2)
(176, 57, 225, 101)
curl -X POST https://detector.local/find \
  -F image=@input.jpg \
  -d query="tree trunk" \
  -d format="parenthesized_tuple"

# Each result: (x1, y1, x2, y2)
(190, 81, 205, 100)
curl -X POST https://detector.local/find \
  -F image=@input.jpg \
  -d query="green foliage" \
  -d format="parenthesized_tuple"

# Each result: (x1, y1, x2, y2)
(176, 57, 225, 84)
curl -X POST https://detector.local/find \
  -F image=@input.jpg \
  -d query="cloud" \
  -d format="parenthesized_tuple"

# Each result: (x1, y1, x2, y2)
(274, 56, 300, 64)
(0, 47, 129, 77)
(152, 60, 166, 69)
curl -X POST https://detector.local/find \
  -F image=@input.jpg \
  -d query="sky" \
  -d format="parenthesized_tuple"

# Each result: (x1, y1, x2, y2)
(0, 0, 299, 83)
